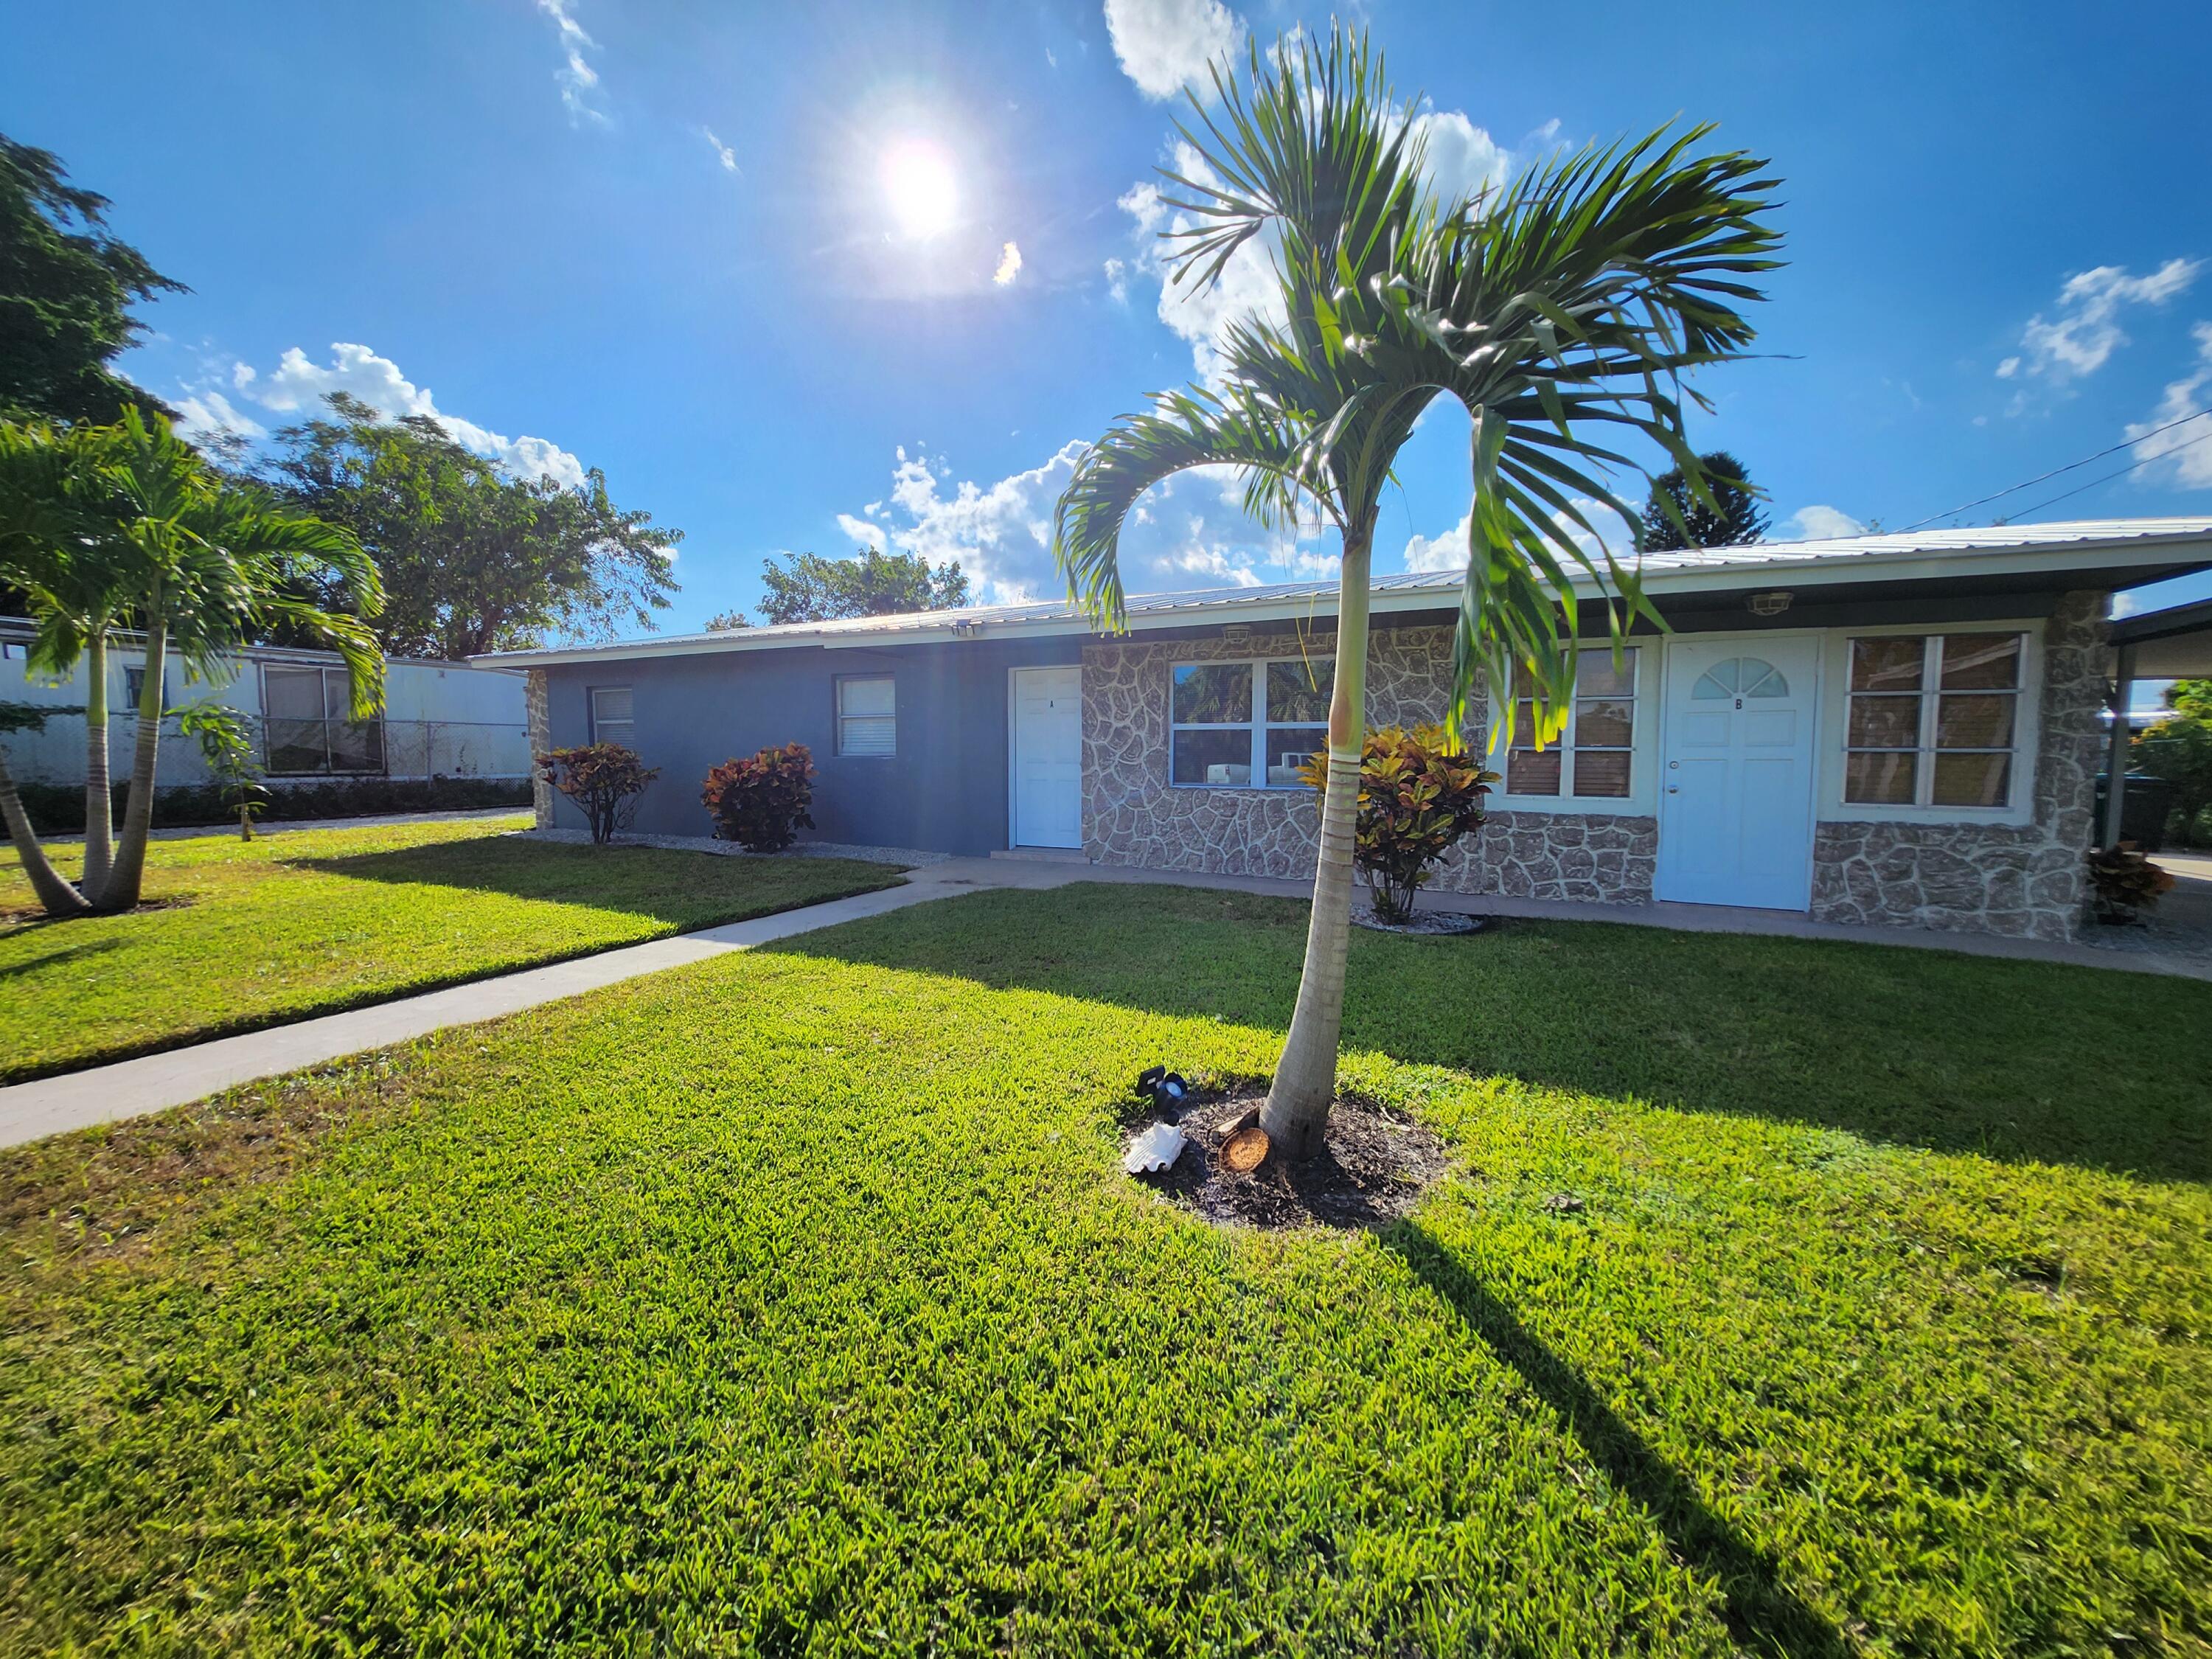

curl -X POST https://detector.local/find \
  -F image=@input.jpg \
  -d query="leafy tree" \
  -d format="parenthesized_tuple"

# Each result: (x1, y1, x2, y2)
(2134, 682, 2212, 847)
(0, 134, 185, 424)
(1054, 30, 1778, 1155)
(260, 394, 681, 660)
(756, 546, 969, 625)
(703, 609, 751, 631)
(0, 410, 383, 913)
(1639, 449, 1767, 549)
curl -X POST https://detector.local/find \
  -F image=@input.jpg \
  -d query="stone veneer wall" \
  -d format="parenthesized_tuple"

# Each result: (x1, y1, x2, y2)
(1807, 590, 2107, 942)
(524, 667, 553, 831)
(1081, 625, 1656, 902)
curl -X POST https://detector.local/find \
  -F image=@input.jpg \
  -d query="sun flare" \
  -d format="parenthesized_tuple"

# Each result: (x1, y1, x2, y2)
(881, 139, 959, 239)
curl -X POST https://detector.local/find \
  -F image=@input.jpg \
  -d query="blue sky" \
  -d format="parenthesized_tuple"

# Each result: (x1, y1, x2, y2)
(7, 0, 2211, 642)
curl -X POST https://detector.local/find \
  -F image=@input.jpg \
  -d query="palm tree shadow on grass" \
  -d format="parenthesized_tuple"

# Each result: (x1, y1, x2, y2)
(771, 883, 2212, 1185)
(1382, 1222, 1851, 1657)
(0, 937, 127, 978)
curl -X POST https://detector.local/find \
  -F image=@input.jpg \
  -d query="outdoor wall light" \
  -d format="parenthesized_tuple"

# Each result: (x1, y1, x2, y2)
(1747, 591, 1795, 616)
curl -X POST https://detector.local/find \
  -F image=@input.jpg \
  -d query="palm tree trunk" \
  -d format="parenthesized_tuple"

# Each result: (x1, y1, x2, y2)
(81, 628, 114, 896)
(1261, 516, 1374, 1159)
(0, 745, 91, 918)
(94, 605, 167, 913)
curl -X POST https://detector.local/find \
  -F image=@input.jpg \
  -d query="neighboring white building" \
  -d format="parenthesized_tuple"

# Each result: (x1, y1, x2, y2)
(0, 619, 532, 789)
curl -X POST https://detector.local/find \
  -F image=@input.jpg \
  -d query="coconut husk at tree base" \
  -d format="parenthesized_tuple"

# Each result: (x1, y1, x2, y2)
(1124, 1084, 1449, 1231)
(1219, 1124, 1270, 1173)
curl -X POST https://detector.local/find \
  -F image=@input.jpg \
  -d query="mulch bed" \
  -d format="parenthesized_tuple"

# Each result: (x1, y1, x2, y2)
(1127, 1084, 1450, 1231)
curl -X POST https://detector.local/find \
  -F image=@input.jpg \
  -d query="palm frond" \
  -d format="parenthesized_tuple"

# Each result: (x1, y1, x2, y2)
(1062, 27, 1781, 746)
(1054, 386, 1331, 631)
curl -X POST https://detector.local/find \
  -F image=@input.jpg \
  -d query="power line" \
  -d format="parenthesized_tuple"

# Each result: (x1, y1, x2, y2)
(1898, 406, 2212, 533)
(1994, 425, 2212, 523)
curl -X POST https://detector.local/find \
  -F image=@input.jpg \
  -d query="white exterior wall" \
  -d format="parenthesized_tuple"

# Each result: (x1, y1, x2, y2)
(0, 627, 529, 787)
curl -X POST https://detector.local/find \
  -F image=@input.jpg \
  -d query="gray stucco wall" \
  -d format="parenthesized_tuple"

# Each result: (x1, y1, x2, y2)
(538, 636, 1082, 855)
(1081, 623, 1654, 902)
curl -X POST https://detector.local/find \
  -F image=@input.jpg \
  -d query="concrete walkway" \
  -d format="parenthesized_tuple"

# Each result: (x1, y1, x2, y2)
(7, 846, 2207, 1151)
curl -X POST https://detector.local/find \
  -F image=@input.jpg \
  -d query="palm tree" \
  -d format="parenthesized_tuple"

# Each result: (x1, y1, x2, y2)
(0, 420, 97, 917)
(0, 420, 131, 892)
(0, 411, 386, 913)
(1054, 31, 1780, 1156)
(94, 411, 386, 911)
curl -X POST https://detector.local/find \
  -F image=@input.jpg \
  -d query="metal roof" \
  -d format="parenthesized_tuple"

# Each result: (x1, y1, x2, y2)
(2112, 595, 2212, 679)
(475, 516, 2212, 669)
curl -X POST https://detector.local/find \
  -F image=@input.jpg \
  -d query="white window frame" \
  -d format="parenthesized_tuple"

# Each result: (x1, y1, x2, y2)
(836, 673, 897, 758)
(1166, 655, 1334, 790)
(1818, 623, 2041, 827)
(588, 685, 635, 745)
(1490, 646, 1652, 815)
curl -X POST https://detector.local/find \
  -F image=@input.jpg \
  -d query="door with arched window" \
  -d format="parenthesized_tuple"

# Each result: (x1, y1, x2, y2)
(1655, 638, 1823, 909)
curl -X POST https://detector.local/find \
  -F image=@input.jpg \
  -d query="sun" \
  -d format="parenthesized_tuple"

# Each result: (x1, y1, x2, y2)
(881, 139, 959, 240)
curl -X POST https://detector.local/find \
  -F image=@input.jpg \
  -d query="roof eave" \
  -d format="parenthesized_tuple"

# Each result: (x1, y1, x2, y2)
(473, 530, 2212, 669)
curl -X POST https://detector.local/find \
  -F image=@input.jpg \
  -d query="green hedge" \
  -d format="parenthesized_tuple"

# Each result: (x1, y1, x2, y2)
(14, 776, 532, 835)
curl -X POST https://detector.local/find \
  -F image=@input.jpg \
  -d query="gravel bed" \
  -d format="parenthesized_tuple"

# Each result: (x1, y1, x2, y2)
(2080, 915, 2212, 963)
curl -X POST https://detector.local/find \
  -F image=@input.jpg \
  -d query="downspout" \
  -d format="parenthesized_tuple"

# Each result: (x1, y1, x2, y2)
(2101, 642, 2135, 849)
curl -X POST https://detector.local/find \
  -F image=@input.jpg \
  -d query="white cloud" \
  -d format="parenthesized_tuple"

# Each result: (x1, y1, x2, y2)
(1102, 257, 1129, 304)
(1402, 507, 1473, 574)
(993, 241, 1023, 286)
(1402, 498, 1627, 574)
(1102, 0, 1243, 101)
(1407, 108, 1509, 209)
(700, 127, 738, 173)
(1116, 145, 1287, 387)
(170, 389, 265, 449)
(229, 343, 586, 487)
(536, 0, 608, 126)
(1775, 504, 1865, 541)
(2000, 259, 2201, 400)
(2126, 320, 2212, 490)
(840, 441, 1337, 604)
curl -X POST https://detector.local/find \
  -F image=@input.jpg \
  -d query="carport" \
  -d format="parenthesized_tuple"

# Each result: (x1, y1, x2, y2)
(2104, 597, 2212, 846)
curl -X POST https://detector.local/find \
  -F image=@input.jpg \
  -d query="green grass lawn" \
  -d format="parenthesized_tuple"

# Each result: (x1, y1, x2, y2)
(1, 884, 2207, 1655)
(0, 815, 902, 1082)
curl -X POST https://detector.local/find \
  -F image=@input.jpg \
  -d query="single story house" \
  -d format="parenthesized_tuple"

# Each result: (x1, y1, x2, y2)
(1, 619, 532, 790)
(483, 518, 2212, 942)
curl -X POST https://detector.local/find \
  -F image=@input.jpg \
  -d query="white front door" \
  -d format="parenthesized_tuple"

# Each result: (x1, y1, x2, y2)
(1655, 638, 1820, 910)
(1010, 667, 1082, 848)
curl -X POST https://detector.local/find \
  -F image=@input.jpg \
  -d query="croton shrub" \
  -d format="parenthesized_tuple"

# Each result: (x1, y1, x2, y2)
(1301, 724, 1497, 924)
(538, 742, 660, 844)
(701, 742, 816, 852)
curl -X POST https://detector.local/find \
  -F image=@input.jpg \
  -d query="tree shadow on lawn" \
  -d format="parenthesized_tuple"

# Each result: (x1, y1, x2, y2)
(776, 883, 2212, 1185)
(288, 837, 899, 928)
(0, 937, 126, 979)
(1382, 1221, 1853, 1656)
